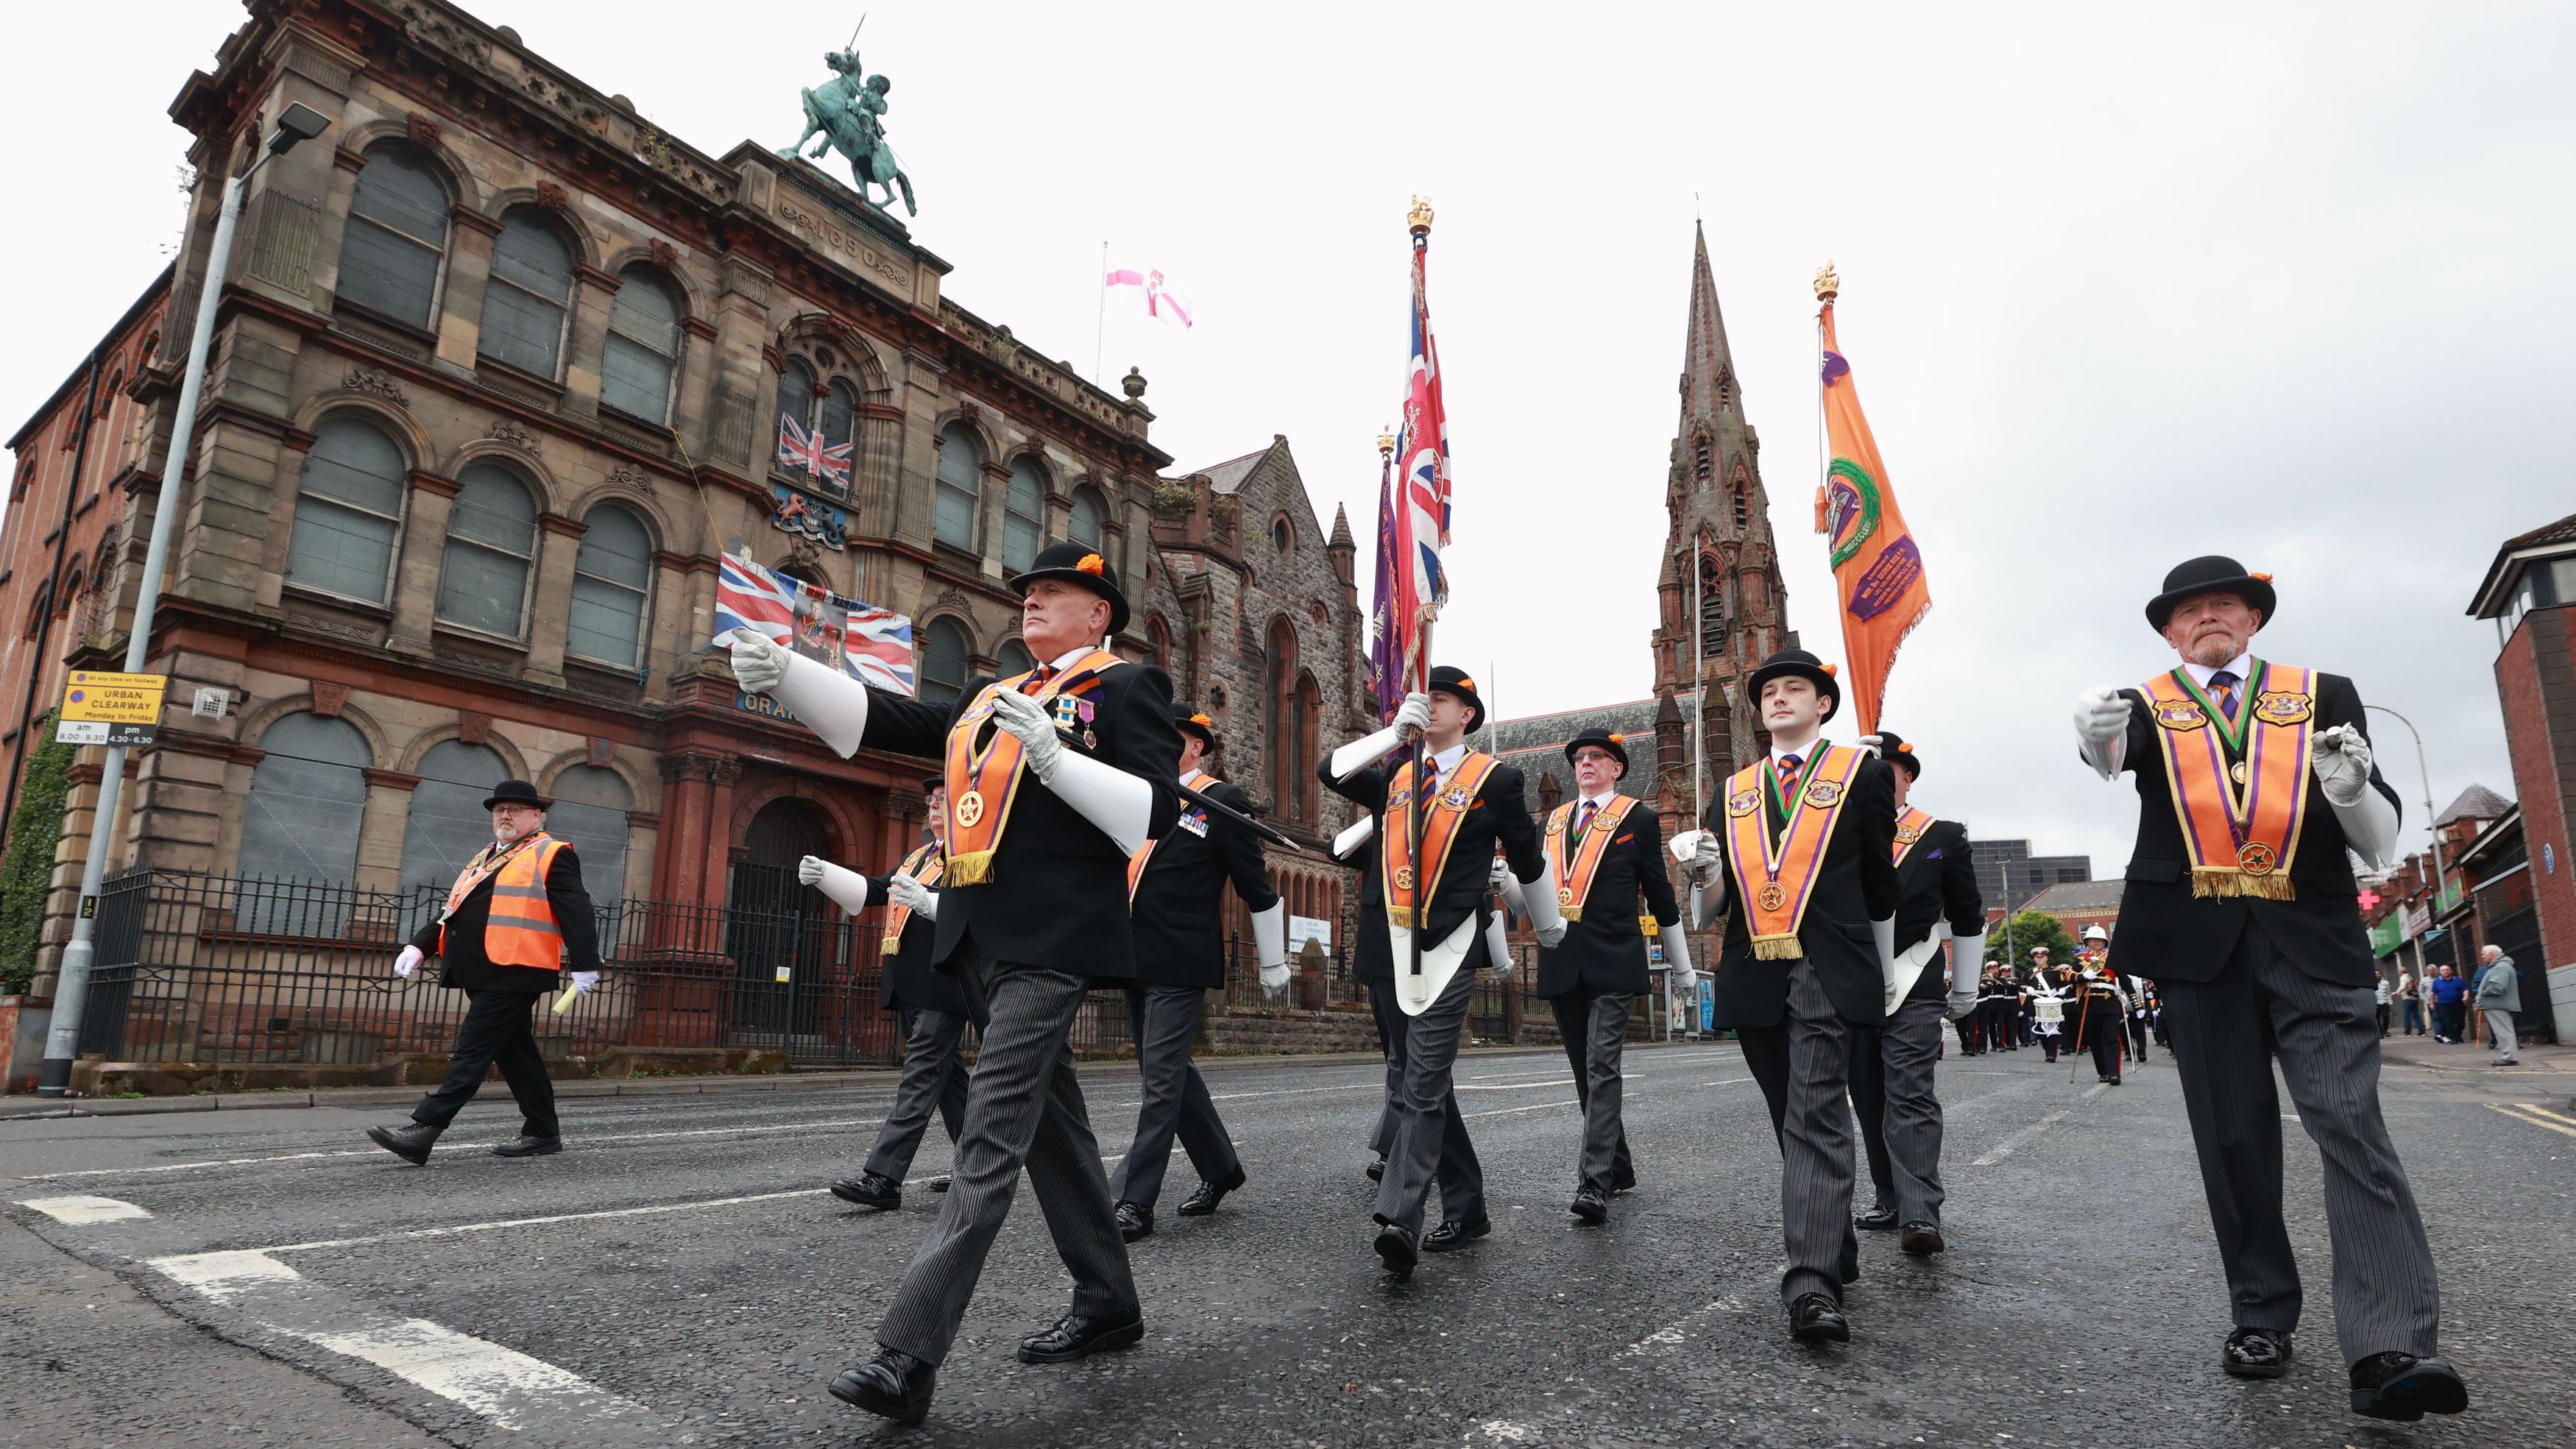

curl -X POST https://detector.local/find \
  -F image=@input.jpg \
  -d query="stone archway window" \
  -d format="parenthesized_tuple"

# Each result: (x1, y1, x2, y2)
(919, 617, 972, 706)
(997, 637, 1036, 679)
(286, 415, 407, 606)
(547, 764, 634, 902)
(397, 740, 509, 897)
(478, 208, 575, 377)
(1004, 458, 1047, 574)
(435, 462, 539, 637)
(602, 267, 682, 424)
(934, 425, 982, 552)
(236, 712, 371, 901)
(777, 357, 818, 430)
(338, 143, 449, 329)
(568, 503, 654, 668)
(1069, 485, 1107, 550)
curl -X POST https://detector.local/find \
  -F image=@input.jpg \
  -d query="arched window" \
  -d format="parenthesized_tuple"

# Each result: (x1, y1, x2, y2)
(286, 416, 406, 604)
(919, 617, 972, 706)
(1290, 670, 1320, 823)
(1069, 485, 1106, 550)
(237, 712, 372, 931)
(820, 380, 859, 458)
(1145, 614, 1171, 671)
(601, 267, 681, 424)
(1696, 553, 1725, 662)
(398, 740, 509, 896)
(1731, 470, 1749, 531)
(1265, 619, 1298, 815)
(568, 504, 654, 667)
(1271, 514, 1292, 555)
(934, 425, 981, 551)
(545, 764, 634, 902)
(338, 144, 450, 328)
(478, 209, 574, 376)
(996, 638, 1036, 678)
(434, 463, 537, 637)
(776, 357, 817, 429)
(1002, 458, 1045, 574)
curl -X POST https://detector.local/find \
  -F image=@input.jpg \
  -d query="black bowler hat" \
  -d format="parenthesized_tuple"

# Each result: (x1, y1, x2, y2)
(1563, 726, 1630, 772)
(1745, 648, 1841, 724)
(1009, 540, 1130, 636)
(1427, 665, 1485, 733)
(1173, 704, 1219, 753)
(2145, 556, 2275, 632)
(482, 778, 550, 812)
(1869, 729, 1921, 778)
(920, 774, 946, 796)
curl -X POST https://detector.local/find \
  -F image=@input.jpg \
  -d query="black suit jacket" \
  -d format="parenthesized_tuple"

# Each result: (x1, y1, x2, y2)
(411, 842, 601, 993)
(1318, 758, 1397, 982)
(860, 662, 1181, 981)
(868, 851, 971, 1017)
(1324, 750, 1543, 963)
(1535, 799, 1680, 998)
(2098, 670, 2394, 988)
(1130, 776, 1281, 991)
(1891, 818, 1986, 1005)
(1701, 751, 1901, 1030)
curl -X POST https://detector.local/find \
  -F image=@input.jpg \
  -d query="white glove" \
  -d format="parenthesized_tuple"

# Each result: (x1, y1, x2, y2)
(570, 970, 601, 994)
(393, 944, 422, 979)
(725, 627, 871, 757)
(2312, 723, 2374, 807)
(1393, 692, 1432, 734)
(1946, 929, 1986, 1021)
(1660, 921, 1696, 993)
(1487, 855, 1512, 892)
(988, 688, 1066, 782)
(1870, 916, 1898, 980)
(889, 872, 938, 919)
(1858, 733, 1886, 755)
(1689, 830, 1723, 882)
(2075, 686, 2131, 779)
(1328, 692, 1434, 781)
(1521, 867, 1568, 948)
(803, 856, 870, 917)
(726, 628, 790, 692)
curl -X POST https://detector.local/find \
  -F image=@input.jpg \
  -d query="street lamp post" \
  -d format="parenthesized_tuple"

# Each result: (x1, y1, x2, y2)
(38, 103, 330, 1096)
(2364, 703, 2446, 907)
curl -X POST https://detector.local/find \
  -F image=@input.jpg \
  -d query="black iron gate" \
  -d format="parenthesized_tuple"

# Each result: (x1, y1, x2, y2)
(722, 859, 899, 1066)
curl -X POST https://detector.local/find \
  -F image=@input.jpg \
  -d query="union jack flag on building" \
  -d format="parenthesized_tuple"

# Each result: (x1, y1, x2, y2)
(776, 411, 854, 493)
(1369, 201, 1452, 718)
(713, 552, 915, 696)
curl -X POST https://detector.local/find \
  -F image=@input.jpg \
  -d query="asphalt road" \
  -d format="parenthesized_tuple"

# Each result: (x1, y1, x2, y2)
(4, 1035, 2571, 1448)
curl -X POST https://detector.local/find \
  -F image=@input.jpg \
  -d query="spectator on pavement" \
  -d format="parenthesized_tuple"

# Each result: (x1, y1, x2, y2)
(2396, 968, 2423, 1035)
(2474, 946, 2519, 1067)
(2374, 973, 2393, 1038)
(2427, 965, 2467, 1044)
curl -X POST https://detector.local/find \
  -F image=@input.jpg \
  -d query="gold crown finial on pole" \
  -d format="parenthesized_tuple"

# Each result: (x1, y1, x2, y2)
(1408, 196, 1434, 236)
(1814, 261, 1840, 304)
(1377, 423, 1396, 457)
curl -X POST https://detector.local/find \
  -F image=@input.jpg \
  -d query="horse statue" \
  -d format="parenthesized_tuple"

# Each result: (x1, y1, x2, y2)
(777, 49, 918, 217)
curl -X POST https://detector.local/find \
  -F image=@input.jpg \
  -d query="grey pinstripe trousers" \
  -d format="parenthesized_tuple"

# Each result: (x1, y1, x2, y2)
(874, 960, 1138, 1366)
(1774, 960, 1859, 1307)
(2159, 918, 2441, 1364)
(861, 1005, 970, 1181)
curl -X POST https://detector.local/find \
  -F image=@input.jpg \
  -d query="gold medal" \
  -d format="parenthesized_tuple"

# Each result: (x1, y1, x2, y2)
(955, 789, 986, 828)
(1757, 881, 1788, 912)
(1393, 865, 1415, 891)
(1557, 886, 1575, 907)
(2235, 840, 2276, 876)
(2229, 759, 2250, 786)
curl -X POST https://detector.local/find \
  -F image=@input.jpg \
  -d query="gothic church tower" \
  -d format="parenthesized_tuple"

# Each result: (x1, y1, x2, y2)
(1649, 224, 1797, 826)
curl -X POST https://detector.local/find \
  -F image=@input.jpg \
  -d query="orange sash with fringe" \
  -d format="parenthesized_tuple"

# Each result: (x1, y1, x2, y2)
(2141, 661, 2317, 900)
(941, 648, 1124, 885)
(1381, 752, 1500, 929)
(1545, 795, 1636, 923)
(1722, 744, 1865, 960)
(880, 841, 944, 954)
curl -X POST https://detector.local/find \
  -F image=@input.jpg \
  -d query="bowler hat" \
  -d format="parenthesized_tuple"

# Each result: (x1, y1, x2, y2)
(1869, 729, 1921, 778)
(482, 779, 550, 812)
(2145, 556, 2276, 632)
(1744, 648, 1841, 724)
(1427, 665, 1485, 733)
(1173, 704, 1219, 753)
(920, 774, 946, 796)
(1008, 540, 1130, 636)
(1563, 726, 1630, 772)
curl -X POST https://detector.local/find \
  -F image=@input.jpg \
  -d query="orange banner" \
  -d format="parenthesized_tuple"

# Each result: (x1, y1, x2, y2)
(1814, 300, 1931, 732)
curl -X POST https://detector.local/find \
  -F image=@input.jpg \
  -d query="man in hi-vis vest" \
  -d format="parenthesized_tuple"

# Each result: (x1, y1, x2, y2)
(367, 778, 603, 1165)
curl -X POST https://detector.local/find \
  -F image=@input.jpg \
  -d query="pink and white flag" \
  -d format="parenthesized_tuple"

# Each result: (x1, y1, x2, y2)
(1104, 266, 1195, 328)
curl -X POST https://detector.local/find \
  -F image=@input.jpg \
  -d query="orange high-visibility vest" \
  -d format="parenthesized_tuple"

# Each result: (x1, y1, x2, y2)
(442, 835, 570, 971)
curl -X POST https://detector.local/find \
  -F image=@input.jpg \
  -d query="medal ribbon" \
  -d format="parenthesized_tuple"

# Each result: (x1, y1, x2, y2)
(942, 648, 1125, 885)
(2141, 661, 2315, 901)
(441, 832, 551, 922)
(879, 841, 945, 955)
(1543, 795, 1635, 924)
(1125, 769, 1216, 904)
(1379, 751, 1501, 929)
(1890, 807, 1938, 868)
(1722, 744, 1865, 960)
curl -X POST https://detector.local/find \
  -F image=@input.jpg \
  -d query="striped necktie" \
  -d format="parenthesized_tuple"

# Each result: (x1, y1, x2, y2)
(2207, 668, 2241, 718)
(1576, 799, 1597, 838)
(1775, 754, 1803, 801)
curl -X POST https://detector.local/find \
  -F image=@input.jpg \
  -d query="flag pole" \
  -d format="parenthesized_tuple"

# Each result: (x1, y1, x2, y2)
(1093, 240, 1108, 383)
(1691, 554, 1705, 826)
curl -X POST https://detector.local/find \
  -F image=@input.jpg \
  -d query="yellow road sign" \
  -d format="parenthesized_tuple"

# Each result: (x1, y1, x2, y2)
(61, 671, 168, 724)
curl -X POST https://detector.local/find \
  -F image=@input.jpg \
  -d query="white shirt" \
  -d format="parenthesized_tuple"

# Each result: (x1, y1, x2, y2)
(1426, 741, 1469, 777)
(1768, 734, 1826, 768)
(2180, 650, 2254, 689)
(1044, 643, 1102, 673)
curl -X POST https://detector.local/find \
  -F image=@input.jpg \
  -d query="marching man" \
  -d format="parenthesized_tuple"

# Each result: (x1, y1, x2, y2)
(803, 776, 969, 1211)
(1498, 727, 1691, 1225)
(1325, 666, 1561, 1275)
(367, 779, 602, 1165)
(2070, 949, 2131, 1085)
(2074, 556, 2464, 1420)
(1842, 731, 1986, 1255)
(2026, 950, 2067, 1063)
(1682, 648, 1900, 1344)
(1110, 705, 1289, 1241)
(732, 541, 1180, 1426)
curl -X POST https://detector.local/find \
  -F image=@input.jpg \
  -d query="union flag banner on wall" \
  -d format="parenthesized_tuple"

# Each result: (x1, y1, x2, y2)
(1814, 293, 1931, 733)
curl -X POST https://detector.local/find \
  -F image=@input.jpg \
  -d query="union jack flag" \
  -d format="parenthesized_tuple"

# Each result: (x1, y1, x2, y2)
(1369, 215, 1451, 717)
(713, 552, 916, 696)
(776, 411, 854, 492)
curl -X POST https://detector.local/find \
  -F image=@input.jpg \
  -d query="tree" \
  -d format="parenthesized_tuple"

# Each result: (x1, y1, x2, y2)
(0, 712, 75, 994)
(1984, 908, 2078, 974)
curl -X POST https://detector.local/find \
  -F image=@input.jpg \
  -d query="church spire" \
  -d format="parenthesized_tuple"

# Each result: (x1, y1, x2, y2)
(1680, 220, 1738, 431)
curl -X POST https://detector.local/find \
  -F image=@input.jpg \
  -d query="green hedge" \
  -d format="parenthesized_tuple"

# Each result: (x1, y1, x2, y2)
(0, 712, 75, 993)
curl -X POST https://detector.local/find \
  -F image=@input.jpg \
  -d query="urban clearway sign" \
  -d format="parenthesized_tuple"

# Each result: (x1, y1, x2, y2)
(55, 670, 169, 747)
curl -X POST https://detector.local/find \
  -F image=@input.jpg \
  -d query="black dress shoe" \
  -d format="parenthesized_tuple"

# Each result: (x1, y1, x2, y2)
(1017, 1308, 1144, 1364)
(829, 1172, 902, 1211)
(1422, 1216, 1490, 1252)
(1855, 1204, 1900, 1231)
(1900, 1222, 1946, 1256)
(366, 1122, 441, 1166)
(491, 1133, 562, 1158)
(2222, 1326, 2293, 1379)
(829, 1347, 935, 1425)
(1176, 1165, 1245, 1216)
(1569, 1186, 1607, 1225)
(1788, 1292, 1850, 1344)
(1114, 1200, 1153, 1242)
(1373, 1222, 1419, 1275)
(2349, 1351, 2466, 1421)
(1365, 1155, 1386, 1182)
(928, 1175, 952, 1194)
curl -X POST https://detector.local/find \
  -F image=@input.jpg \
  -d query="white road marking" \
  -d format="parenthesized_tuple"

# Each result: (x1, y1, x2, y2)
(2486, 1102, 2576, 1141)
(1699, 1076, 1753, 1087)
(261, 1187, 831, 1256)
(1971, 1083, 2109, 1166)
(1462, 1099, 1580, 1119)
(149, 1249, 302, 1299)
(1206, 1081, 1384, 1103)
(1455, 1079, 1581, 1092)
(302, 1317, 651, 1431)
(1622, 1293, 1749, 1356)
(18, 1193, 150, 1224)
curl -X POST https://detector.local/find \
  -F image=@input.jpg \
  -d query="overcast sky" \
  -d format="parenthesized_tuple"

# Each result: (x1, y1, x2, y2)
(4, 1, 2566, 875)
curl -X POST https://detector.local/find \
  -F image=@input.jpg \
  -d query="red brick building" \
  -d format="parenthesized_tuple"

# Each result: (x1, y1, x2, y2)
(2469, 510, 2576, 1037)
